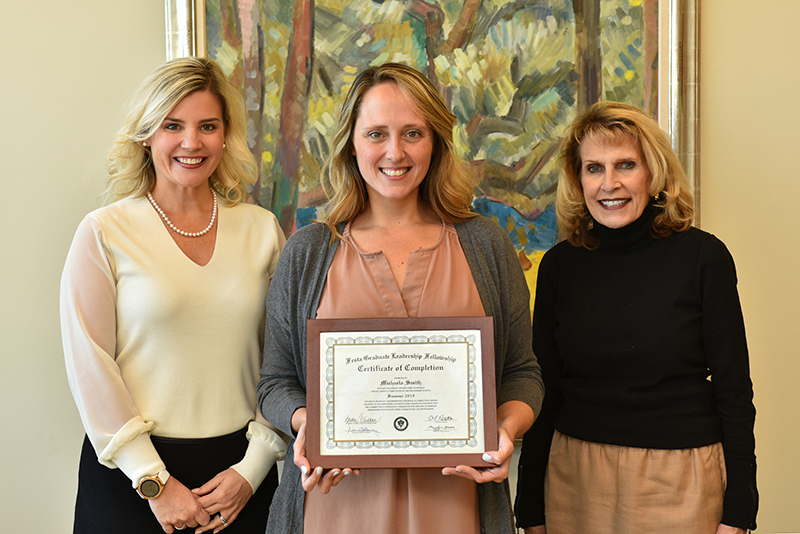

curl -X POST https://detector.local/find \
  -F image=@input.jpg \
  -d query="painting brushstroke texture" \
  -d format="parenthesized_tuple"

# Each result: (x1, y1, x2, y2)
(204, 0, 657, 303)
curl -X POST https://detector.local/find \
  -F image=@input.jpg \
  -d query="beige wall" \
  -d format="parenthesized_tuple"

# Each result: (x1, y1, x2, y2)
(0, 1, 165, 530)
(700, 1, 800, 531)
(0, 1, 797, 531)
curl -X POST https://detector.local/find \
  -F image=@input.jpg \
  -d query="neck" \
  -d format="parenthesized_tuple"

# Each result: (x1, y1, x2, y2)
(354, 197, 438, 230)
(150, 182, 214, 213)
(591, 203, 659, 251)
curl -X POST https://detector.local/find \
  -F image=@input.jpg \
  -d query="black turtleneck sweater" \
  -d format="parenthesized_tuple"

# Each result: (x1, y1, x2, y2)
(515, 205, 758, 530)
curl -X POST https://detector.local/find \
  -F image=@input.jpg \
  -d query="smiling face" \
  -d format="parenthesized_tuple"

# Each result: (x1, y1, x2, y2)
(579, 133, 651, 229)
(147, 90, 225, 193)
(351, 83, 434, 206)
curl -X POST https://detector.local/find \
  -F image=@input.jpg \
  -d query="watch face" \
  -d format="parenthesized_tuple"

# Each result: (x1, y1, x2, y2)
(140, 478, 161, 498)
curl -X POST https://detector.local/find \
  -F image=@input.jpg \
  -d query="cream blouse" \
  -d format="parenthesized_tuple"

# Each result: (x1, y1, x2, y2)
(60, 197, 285, 489)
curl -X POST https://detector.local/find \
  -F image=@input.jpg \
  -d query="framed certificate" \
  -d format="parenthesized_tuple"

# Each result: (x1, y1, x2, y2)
(306, 317, 497, 468)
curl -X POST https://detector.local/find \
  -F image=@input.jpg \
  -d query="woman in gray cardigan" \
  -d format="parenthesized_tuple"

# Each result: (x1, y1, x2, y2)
(257, 63, 543, 534)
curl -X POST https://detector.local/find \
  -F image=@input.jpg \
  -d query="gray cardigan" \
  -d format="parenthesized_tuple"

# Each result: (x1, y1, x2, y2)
(258, 216, 544, 534)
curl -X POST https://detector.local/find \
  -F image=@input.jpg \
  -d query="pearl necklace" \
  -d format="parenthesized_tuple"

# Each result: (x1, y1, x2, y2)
(146, 189, 218, 238)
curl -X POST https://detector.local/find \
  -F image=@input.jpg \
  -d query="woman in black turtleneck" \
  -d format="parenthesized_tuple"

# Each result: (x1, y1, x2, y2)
(514, 101, 757, 534)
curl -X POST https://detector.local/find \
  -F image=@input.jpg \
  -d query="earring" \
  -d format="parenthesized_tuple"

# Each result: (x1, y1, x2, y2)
(223, 143, 226, 149)
(143, 142, 148, 147)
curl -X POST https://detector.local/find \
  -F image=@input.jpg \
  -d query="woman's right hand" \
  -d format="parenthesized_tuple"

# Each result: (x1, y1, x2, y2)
(149, 476, 211, 533)
(292, 408, 359, 494)
(524, 527, 546, 534)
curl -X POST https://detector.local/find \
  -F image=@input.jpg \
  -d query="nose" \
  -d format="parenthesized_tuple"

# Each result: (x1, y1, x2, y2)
(385, 136, 404, 162)
(600, 169, 619, 192)
(181, 130, 201, 151)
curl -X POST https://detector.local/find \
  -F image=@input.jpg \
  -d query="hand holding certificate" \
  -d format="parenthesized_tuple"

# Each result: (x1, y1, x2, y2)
(306, 317, 498, 469)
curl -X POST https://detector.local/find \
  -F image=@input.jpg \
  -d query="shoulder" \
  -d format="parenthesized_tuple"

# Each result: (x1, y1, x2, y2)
(284, 222, 334, 248)
(456, 215, 505, 234)
(455, 215, 511, 248)
(275, 222, 338, 269)
(665, 227, 734, 262)
(224, 202, 283, 235)
(227, 201, 279, 221)
(77, 197, 147, 234)
(538, 238, 580, 269)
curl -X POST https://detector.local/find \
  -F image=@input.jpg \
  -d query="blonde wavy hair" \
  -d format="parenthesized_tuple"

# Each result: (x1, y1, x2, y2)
(321, 63, 476, 236)
(557, 101, 694, 249)
(106, 57, 256, 206)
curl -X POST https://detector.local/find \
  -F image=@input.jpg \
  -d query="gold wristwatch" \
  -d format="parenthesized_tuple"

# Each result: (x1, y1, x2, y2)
(136, 470, 170, 499)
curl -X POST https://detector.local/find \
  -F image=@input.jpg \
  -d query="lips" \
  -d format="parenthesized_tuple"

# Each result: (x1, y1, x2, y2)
(381, 168, 409, 177)
(599, 199, 630, 208)
(175, 157, 206, 166)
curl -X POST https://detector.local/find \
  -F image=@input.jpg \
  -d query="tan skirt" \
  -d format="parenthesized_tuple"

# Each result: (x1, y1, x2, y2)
(544, 431, 726, 534)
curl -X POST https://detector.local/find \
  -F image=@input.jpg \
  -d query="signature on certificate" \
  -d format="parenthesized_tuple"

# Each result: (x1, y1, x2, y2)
(346, 426, 381, 436)
(426, 414, 455, 423)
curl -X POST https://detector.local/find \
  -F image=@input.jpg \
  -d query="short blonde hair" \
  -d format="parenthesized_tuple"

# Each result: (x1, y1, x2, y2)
(106, 57, 256, 206)
(322, 63, 476, 236)
(557, 101, 694, 249)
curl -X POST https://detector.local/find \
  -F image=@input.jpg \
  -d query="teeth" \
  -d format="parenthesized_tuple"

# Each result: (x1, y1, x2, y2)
(382, 168, 408, 177)
(177, 157, 204, 165)
(600, 199, 628, 207)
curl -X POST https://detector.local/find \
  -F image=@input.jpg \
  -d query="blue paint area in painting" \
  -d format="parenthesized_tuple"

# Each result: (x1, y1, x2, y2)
(369, 38, 387, 52)
(472, 198, 557, 253)
(619, 51, 634, 70)
(296, 207, 318, 229)
(627, 43, 642, 59)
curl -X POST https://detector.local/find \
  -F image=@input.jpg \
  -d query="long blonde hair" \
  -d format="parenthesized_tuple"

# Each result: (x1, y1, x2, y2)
(321, 63, 476, 236)
(106, 57, 256, 206)
(557, 101, 694, 249)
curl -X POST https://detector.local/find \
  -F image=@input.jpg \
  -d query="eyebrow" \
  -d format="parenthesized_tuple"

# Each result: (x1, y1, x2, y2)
(358, 123, 429, 131)
(163, 117, 222, 123)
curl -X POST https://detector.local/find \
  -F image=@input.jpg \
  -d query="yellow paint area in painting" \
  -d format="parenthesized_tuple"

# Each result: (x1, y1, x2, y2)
(520, 249, 546, 317)
(628, 0, 643, 6)
(262, 152, 273, 163)
(624, 70, 635, 81)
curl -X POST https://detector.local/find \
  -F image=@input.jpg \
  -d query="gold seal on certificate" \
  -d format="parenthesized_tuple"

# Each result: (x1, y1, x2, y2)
(306, 317, 497, 468)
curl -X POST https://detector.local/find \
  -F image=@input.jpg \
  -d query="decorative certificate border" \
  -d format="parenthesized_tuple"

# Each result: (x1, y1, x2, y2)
(323, 333, 480, 450)
(307, 317, 497, 469)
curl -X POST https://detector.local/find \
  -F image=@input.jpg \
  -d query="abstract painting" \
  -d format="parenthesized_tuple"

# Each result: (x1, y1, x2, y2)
(166, 0, 698, 305)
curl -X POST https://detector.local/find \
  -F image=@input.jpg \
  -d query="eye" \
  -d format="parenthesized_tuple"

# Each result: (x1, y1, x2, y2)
(586, 163, 602, 174)
(366, 131, 384, 140)
(619, 160, 636, 170)
(200, 123, 218, 132)
(163, 122, 180, 131)
(406, 130, 422, 139)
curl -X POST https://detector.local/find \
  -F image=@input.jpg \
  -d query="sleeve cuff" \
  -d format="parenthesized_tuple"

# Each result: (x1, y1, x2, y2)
(104, 431, 165, 489)
(230, 421, 287, 492)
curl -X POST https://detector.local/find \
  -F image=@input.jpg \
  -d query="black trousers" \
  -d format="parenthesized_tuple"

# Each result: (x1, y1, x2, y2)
(73, 428, 278, 533)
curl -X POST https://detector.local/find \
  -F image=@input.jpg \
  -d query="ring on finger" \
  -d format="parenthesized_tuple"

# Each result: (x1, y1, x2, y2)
(175, 526, 186, 531)
(219, 514, 229, 528)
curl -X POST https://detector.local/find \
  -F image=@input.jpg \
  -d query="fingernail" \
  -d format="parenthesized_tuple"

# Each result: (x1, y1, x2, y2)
(332, 470, 340, 477)
(443, 471, 450, 476)
(482, 453, 492, 462)
(455, 468, 463, 473)
(316, 467, 323, 475)
(301, 465, 308, 475)
(343, 470, 350, 476)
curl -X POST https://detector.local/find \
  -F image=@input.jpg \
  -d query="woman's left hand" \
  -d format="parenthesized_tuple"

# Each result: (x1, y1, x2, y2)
(716, 525, 747, 534)
(443, 400, 534, 484)
(441, 426, 516, 483)
(192, 468, 253, 533)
